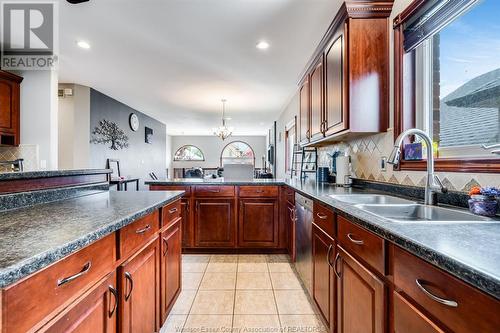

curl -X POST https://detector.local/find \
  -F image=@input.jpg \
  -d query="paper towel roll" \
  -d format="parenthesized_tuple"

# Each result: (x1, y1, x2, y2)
(335, 156, 350, 185)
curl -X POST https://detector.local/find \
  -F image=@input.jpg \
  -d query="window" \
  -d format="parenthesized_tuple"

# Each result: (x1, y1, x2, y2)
(174, 145, 205, 161)
(220, 141, 255, 166)
(394, 0, 500, 172)
(285, 117, 297, 176)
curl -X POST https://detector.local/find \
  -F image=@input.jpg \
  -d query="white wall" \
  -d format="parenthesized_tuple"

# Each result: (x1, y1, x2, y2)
(165, 133, 173, 178)
(171, 136, 267, 169)
(274, 93, 299, 179)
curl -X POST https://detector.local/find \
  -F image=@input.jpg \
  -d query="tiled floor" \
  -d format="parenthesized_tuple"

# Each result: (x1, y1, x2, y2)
(161, 254, 327, 333)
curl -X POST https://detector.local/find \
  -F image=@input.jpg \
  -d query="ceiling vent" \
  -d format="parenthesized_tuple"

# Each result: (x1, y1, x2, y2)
(66, 0, 90, 4)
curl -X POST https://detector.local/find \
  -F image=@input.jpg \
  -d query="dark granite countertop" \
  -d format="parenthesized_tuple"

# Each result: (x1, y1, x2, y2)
(145, 178, 285, 185)
(0, 190, 183, 288)
(0, 169, 112, 181)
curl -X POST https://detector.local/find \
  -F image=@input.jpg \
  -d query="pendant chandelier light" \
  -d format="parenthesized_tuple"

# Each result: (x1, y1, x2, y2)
(213, 99, 234, 140)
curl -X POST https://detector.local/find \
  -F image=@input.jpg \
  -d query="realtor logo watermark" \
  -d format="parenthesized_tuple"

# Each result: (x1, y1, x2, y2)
(1, 1, 58, 70)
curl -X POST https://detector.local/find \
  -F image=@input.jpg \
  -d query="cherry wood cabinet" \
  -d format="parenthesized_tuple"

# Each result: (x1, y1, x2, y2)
(119, 238, 161, 333)
(324, 33, 345, 136)
(310, 56, 324, 141)
(312, 224, 335, 332)
(160, 218, 182, 323)
(286, 201, 296, 262)
(194, 198, 236, 247)
(238, 198, 279, 248)
(299, 75, 310, 145)
(0, 70, 22, 146)
(180, 198, 192, 247)
(39, 273, 118, 333)
(393, 291, 445, 333)
(336, 245, 385, 333)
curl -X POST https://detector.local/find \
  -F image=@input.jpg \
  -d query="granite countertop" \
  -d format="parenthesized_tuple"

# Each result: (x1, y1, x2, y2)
(145, 178, 286, 185)
(0, 169, 112, 181)
(0, 190, 183, 288)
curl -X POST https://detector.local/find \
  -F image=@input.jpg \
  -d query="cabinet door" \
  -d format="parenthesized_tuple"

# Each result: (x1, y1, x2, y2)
(238, 198, 279, 248)
(324, 34, 346, 136)
(299, 76, 310, 144)
(119, 239, 160, 333)
(337, 246, 385, 333)
(194, 199, 235, 247)
(160, 218, 182, 323)
(0, 72, 21, 145)
(310, 56, 324, 140)
(286, 202, 296, 262)
(181, 198, 192, 247)
(393, 291, 444, 333)
(40, 273, 117, 333)
(312, 225, 335, 332)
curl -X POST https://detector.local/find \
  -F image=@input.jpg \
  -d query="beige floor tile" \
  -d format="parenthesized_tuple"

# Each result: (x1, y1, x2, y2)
(234, 290, 277, 314)
(160, 314, 187, 333)
(183, 262, 208, 273)
(190, 290, 235, 314)
(184, 315, 232, 332)
(274, 290, 316, 314)
(268, 262, 294, 273)
(199, 272, 236, 290)
(279, 315, 327, 333)
(170, 290, 197, 315)
(238, 262, 268, 273)
(210, 255, 238, 263)
(266, 254, 291, 263)
(183, 255, 211, 263)
(270, 272, 303, 290)
(238, 254, 267, 263)
(182, 272, 204, 290)
(206, 262, 238, 273)
(236, 272, 272, 289)
(233, 315, 281, 332)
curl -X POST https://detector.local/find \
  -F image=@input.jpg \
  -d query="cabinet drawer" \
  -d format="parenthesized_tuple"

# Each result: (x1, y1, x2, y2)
(313, 201, 335, 238)
(2, 234, 116, 333)
(239, 185, 279, 197)
(194, 185, 235, 197)
(284, 186, 295, 204)
(163, 199, 181, 227)
(119, 210, 160, 259)
(337, 216, 384, 274)
(393, 246, 500, 333)
(150, 185, 191, 195)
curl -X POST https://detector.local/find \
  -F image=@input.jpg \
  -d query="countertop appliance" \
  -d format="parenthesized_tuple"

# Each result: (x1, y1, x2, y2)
(294, 193, 313, 296)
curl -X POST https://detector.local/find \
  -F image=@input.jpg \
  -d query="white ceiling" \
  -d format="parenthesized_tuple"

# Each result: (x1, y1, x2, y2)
(58, 0, 341, 135)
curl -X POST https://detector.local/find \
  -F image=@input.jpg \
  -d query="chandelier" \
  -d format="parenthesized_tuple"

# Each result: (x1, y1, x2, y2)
(213, 99, 234, 140)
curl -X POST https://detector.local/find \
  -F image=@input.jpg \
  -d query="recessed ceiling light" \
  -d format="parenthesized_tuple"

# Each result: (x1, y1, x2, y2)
(256, 40, 270, 50)
(77, 40, 90, 49)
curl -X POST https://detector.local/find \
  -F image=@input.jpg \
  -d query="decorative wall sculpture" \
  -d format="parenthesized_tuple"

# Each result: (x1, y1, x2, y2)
(90, 119, 129, 150)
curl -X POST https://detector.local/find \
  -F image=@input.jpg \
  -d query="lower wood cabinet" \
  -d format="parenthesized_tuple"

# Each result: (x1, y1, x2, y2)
(312, 224, 335, 332)
(39, 272, 118, 333)
(393, 291, 444, 333)
(286, 201, 296, 262)
(238, 198, 279, 248)
(181, 198, 191, 247)
(119, 238, 161, 333)
(160, 218, 182, 323)
(194, 198, 236, 247)
(336, 245, 385, 333)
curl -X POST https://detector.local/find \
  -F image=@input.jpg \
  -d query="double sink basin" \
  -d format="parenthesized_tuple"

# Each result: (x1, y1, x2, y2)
(330, 194, 496, 223)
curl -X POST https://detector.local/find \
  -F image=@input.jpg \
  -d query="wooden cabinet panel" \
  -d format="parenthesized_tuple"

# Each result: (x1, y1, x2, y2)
(393, 246, 500, 333)
(238, 198, 279, 248)
(310, 57, 324, 140)
(393, 291, 444, 333)
(181, 198, 192, 247)
(119, 238, 161, 333)
(0, 70, 22, 146)
(313, 201, 335, 238)
(148, 185, 191, 195)
(284, 186, 295, 205)
(286, 202, 296, 262)
(239, 185, 279, 197)
(160, 218, 182, 323)
(312, 224, 335, 332)
(299, 76, 310, 144)
(337, 246, 385, 333)
(1, 234, 115, 333)
(194, 199, 236, 247)
(324, 34, 346, 136)
(194, 185, 235, 197)
(163, 200, 181, 227)
(119, 210, 160, 259)
(39, 272, 118, 333)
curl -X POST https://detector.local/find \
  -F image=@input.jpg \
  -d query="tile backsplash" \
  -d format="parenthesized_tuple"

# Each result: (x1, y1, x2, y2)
(317, 129, 500, 193)
(0, 145, 39, 172)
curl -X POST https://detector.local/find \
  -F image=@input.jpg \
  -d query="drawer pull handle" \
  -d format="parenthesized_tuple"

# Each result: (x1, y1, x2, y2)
(316, 213, 328, 220)
(125, 272, 134, 301)
(326, 244, 333, 267)
(169, 207, 178, 214)
(108, 285, 118, 317)
(136, 224, 151, 234)
(415, 279, 458, 307)
(333, 253, 341, 279)
(163, 237, 169, 256)
(208, 189, 220, 193)
(347, 233, 364, 245)
(255, 189, 264, 193)
(57, 261, 92, 286)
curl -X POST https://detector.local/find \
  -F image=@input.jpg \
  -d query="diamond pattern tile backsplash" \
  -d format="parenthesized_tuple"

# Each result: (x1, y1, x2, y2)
(317, 129, 500, 193)
(0, 145, 39, 172)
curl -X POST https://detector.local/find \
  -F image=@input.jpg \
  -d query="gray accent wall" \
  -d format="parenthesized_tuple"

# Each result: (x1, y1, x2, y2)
(89, 89, 166, 189)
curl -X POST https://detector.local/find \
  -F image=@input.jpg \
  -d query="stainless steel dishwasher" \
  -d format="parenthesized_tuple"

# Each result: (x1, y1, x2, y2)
(294, 193, 313, 296)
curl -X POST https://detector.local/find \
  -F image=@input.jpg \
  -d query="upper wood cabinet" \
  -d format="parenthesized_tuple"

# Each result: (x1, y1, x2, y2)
(0, 70, 22, 146)
(298, 2, 392, 145)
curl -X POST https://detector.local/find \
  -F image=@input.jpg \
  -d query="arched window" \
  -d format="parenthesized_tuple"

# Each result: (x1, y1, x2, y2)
(220, 141, 255, 166)
(174, 145, 205, 161)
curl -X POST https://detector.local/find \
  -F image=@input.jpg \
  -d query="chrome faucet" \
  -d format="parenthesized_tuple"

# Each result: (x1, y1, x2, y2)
(387, 128, 447, 205)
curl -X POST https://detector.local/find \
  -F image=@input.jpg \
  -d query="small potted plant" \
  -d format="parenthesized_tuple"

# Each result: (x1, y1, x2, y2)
(468, 186, 499, 217)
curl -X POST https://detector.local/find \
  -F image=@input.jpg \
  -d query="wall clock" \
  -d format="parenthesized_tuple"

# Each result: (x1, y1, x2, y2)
(129, 113, 139, 131)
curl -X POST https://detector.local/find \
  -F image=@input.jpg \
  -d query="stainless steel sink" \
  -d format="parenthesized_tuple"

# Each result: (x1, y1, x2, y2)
(355, 204, 495, 223)
(330, 194, 415, 205)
